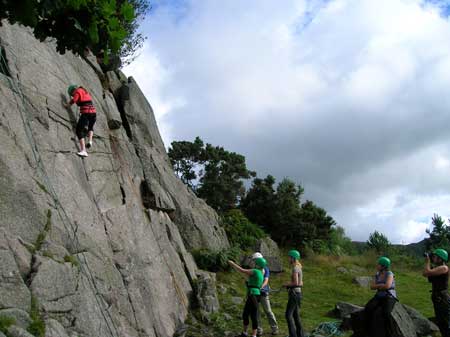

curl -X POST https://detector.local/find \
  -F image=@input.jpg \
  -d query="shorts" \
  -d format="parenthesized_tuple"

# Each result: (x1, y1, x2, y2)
(76, 113, 96, 140)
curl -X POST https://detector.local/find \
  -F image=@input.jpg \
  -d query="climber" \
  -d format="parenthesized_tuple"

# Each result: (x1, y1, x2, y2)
(228, 258, 266, 337)
(423, 248, 450, 337)
(251, 252, 279, 336)
(362, 256, 397, 337)
(284, 249, 304, 337)
(64, 85, 96, 157)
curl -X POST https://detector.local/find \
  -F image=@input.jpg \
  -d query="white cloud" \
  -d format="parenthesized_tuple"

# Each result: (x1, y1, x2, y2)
(124, 0, 450, 243)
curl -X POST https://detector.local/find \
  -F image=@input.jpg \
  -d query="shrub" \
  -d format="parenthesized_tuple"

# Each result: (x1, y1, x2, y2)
(192, 247, 241, 272)
(221, 209, 265, 250)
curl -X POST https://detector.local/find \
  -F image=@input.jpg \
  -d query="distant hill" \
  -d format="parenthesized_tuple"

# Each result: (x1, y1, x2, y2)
(401, 239, 428, 257)
(351, 239, 428, 257)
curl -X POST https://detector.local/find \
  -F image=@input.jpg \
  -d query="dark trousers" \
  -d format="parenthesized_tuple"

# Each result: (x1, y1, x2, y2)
(363, 296, 396, 337)
(432, 291, 450, 337)
(285, 291, 304, 337)
(76, 113, 96, 140)
(243, 295, 260, 330)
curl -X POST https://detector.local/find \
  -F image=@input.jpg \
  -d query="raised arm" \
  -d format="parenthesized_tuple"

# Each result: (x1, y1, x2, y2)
(423, 256, 449, 277)
(228, 260, 253, 276)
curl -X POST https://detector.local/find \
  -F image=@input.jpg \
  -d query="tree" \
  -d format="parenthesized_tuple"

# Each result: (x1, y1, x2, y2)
(168, 137, 255, 212)
(240, 175, 277, 231)
(0, 0, 150, 64)
(241, 176, 336, 249)
(367, 231, 391, 254)
(271, 178, 305, 245)
(168, 137, 204, 188)
(426, 214, 450, 251)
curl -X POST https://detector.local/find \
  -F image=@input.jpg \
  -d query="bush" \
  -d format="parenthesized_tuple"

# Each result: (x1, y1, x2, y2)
(192, 247, 241, 272)
(221, 209, 265, 250)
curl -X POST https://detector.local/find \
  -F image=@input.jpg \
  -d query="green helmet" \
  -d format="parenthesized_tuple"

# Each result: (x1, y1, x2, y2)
(288, 250, 301, 260)
(377, 256, 391, 268)
(254, 257, 267, 268)
(67, 85, 78, 96)
(433, 248, 449, 262)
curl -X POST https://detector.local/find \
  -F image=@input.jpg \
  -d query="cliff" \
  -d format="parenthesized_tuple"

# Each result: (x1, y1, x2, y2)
(0, 22, 228, 337)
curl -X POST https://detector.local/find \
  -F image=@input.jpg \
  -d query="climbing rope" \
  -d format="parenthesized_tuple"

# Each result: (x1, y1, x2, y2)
(0, 47, 120, 337)
(308, 321, 343, 337)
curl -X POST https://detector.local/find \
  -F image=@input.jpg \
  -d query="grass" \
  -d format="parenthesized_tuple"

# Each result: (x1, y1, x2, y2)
(27, 295, 45, 337)
(64, 254, 80, 267)
(187, 252, 435, 337)
(34, 210, 52, 252)
(0, 315, 15, 335)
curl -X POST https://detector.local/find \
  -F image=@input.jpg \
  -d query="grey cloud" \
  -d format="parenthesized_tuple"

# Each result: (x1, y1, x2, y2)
(125, 0, 450, 243)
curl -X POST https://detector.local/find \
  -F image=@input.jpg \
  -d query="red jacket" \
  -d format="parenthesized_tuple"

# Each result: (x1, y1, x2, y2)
(70, 87, 96, 114)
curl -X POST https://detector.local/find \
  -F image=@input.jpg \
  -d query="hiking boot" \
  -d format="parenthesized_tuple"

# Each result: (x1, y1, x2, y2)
(271, 329, 278, 335)
(86, 140, 93, 149)
(77, 150, 88, 157)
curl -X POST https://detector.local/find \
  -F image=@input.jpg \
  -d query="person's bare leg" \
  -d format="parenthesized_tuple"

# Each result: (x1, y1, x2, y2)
(88, 131, 93, 143)
(79, 138, 86, 152)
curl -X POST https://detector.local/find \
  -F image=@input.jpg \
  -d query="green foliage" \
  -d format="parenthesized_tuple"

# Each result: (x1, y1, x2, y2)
(242, 176, 335, 248)
(168, 137, 204, 188)
(221, 209, 265, 250)
(425, 214, 450, 252)
(366, 230, 391, 254)
(35, 210, 52, 252)
(27, 295, 45, 337)
(64, 254, 80, 267)
(0, 0, 150, 65)
(192, 247, 241, 272)
(0, 315, 15, 334)
(168, 137, 255, 212)
(240, 175, 277, 230)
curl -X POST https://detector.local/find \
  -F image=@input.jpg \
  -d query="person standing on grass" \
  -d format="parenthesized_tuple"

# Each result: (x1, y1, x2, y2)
(423, 248, 450, 337)
(228, 258, 266, 337)
(284, 250, 304, 337)
(362, 256, 397, 337)
(251, 252, 279, 336)
(64, 85, 96, 157)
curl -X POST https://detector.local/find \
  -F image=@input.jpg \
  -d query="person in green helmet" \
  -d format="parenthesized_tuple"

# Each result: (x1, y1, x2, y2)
(64, 85, 97, 157)
(228, 258, 265, 337)
(361, 256, 397, 337)
(283, 250, 304, 337)
(423, 248, 450, 337)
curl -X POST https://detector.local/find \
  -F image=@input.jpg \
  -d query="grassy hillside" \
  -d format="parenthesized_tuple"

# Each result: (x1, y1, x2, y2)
(187, 252, 435, 337)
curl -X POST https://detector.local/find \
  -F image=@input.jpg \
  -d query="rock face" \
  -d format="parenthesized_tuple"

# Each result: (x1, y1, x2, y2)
(254, 238, 283, 273)
(0, 22, 229, 337)
(352, 276, 372, 288)
(241, 237, 283, 273)
(347, 301, 435, 337)
(195, 270, 220, 322)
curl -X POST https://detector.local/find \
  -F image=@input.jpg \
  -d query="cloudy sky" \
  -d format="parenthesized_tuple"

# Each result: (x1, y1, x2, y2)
(124, 0, 450, 244)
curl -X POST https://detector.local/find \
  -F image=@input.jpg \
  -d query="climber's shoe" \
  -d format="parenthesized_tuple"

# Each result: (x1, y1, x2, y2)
(86, 140, 92, 149)
(77, 150, 88, 157)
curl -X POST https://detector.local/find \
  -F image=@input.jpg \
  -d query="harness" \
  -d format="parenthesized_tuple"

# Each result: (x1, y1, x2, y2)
(78, 100, 94, 107)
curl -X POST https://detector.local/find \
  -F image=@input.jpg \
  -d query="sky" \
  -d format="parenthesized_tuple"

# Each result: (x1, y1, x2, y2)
(124, 0, 450, 244)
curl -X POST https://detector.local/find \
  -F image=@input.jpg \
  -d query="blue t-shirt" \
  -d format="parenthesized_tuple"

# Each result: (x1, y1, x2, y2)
(261, 266, 270, 294)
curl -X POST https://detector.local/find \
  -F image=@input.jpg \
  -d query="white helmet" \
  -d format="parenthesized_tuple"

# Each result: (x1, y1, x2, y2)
(252, 252, 263, 260)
